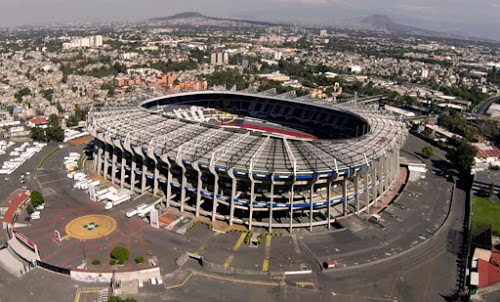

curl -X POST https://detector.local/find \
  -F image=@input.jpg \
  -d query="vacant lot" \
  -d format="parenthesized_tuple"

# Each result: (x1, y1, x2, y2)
(471, 195, 500, 235)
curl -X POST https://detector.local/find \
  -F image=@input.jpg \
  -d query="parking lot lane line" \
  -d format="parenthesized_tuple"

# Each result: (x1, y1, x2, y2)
(224, 233, 246, 268)
(262, 234, 272, 272)
(233, 233, 246, 252)
(265, 234, 272, 249)
(194, 232, 220, 255)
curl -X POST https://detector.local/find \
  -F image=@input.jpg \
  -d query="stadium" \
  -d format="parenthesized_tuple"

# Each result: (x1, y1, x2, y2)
(87, 88, 408, 231)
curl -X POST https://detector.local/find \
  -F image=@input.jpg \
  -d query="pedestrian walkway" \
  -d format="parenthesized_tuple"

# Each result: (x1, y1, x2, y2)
(0, 247, 30, 277)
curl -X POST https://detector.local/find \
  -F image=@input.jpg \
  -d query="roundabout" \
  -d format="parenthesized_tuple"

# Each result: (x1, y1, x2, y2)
(64, 214, 117, 240)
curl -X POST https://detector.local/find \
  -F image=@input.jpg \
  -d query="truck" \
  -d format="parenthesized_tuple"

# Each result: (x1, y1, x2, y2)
(137, 204, 155, 217)
(105, 195, 132, 209)
(97, 188, 118, 202)
(126, 209, 138, 218)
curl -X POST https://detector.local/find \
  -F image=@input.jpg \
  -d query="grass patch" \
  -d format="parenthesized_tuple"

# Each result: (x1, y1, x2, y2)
(471, 194, 500, 236)
(38, 146, 60, 168)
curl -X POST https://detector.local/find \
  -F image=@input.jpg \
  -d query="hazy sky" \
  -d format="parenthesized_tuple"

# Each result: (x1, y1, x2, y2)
(1, 0, 499, 39)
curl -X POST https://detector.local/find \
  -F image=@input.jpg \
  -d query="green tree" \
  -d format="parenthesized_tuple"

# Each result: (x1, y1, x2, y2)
(110, 246, 130, 263)
(45, 125, 64, 142)
(30, 191, 44, 207)
(66, 115, 79, 127)
(56, 102, 64, 113)
(14, 87, 31, 102)
(446, 138, 478, 174)
(26, 203, 34, 214)
(422, 146, 434, 159)
(47, 114, 60, 127)
(30, 127, 45, 141)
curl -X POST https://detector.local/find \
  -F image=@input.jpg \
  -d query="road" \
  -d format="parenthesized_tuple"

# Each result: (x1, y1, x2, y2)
(474, 95, 500, 115)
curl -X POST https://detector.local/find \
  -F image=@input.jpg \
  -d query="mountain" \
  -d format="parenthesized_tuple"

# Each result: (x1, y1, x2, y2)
(361, 14, 425, 33)
(150, 12, 204, 21)
(149, 11, 277, 26)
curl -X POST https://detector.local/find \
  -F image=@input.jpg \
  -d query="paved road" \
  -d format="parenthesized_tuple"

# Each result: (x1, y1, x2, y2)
(474, 95, 500, 115)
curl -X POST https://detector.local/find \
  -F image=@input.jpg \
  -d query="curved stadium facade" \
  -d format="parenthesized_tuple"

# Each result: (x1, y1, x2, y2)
(88, 89, 408, 231)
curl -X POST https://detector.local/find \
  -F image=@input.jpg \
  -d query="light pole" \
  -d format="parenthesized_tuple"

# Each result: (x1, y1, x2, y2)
(80, 239, 87, 263)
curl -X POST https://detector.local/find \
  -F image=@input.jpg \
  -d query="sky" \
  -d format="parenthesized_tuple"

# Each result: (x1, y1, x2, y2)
(0, 0, 499, 40)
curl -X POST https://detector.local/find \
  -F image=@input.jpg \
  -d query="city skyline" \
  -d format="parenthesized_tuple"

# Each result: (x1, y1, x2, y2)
(0, 0, 499, 40)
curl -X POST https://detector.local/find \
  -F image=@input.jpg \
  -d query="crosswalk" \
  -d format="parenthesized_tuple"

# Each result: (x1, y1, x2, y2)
(96, 289, 109, 302)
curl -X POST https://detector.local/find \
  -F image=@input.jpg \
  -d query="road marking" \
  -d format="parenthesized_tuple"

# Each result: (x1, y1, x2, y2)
(74, 289, 101, 302)
(265, 234, 272, 248)
(193, 271, 278, 287)
(40, 178, 68, 185)
(224, 255, 234, 268)
(262, 234, 272, 272)
(194, 232, 220, 255)
(233, 233, 246, 252)
(223, 233, 247, 268)
(165, 271, 193, 289)
(262, 259, 269, 272)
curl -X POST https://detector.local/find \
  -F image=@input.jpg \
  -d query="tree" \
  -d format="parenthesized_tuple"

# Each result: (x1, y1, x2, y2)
(47, 114, 60, 127)
(446, 138, 478, 174)
(422, 146, 434, 159)
(110, 246, 130, 263)
(30, 127, 45, 141)
(26, 203, 34, 214)
(45, 125, 64, 142)
(66, 115, 79, 127)
(30, 191, 44, 207)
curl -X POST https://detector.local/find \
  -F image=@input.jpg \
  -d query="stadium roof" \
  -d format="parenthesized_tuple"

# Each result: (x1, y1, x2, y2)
(88, 89, 408, 176)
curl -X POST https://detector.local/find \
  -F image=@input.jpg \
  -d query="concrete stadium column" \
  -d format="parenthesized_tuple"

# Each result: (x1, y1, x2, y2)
(289, 178, 297, 233)
(372, 162, 378, 208)
(165, 159, 173, 208)
(309, 176, 318, 233)
(111, 139, 123, 186)
(326, 177, 334, 230)
(176, 159, 187, 213)
(248, 177, 255, 230)
(103, 144, 110, 179)
(160, 154, 173, 207)
(342, 177, 347, 216)
(97, 144, 104, 176)
(228, 169, 237, 226)
(354, 173, 359, 215)
(130, 155, 137, 193)
(192, 162, 203, 218)
(93, 142, 99, 171)
(153, 161, 160, 196)
(141, 160, 148, 194)
(378, 159, 384, 197)
(209, 165, 219, 222)
(104, 134, 114, 180)
(111, 149, 118, 184)
(364, 167, 370, 214)
(120, 152, 127, 189)
(133, 146, 148, 194)
(146, 148, 159, 196)
(268, 174, 275, 232)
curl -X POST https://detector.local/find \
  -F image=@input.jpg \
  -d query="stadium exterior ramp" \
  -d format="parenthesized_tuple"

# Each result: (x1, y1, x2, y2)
(87, 89, 408, 232)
